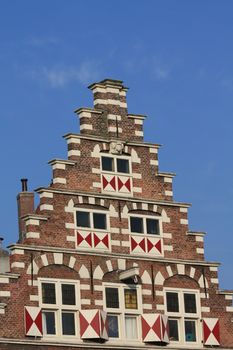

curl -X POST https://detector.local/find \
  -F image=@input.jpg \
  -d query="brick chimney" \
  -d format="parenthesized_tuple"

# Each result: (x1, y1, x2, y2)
(17, 179, 34, 242)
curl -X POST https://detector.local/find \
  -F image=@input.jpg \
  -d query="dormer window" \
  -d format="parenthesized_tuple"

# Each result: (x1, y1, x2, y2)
(76, 211, 106, 230)
(101, 155, 132, 196)
(130, 217, 160, 235)
(129, 213, 163, 257)
(101, 156, 129, 174)
(75, 209, 110, 252)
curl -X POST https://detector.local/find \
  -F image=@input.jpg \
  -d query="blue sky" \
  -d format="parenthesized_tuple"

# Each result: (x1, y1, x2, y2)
(0, 1, 233, 289)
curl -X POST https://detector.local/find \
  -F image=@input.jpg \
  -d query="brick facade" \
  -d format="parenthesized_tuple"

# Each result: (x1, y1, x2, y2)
(0, 78, 233, 349)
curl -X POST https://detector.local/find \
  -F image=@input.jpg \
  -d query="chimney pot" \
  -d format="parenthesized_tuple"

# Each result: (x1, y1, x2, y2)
(21, 178, 28, 192)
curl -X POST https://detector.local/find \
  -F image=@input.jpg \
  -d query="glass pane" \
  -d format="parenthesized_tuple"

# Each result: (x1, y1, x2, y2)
(76, 211, 90, 227)
(102, 157, 113, 171)
(42, 311, 56, 335)
(107, 315, 119, 338)
(124, 289, 138, 309)
(117, 159, 129, 173)
(168, 319, 179, 341)
(185, 320, 196, 342)
(130, 217, 143, 233)
(184, 294, 197, 313)
(166, 292, 179, 312)
(42, 283, 56, 304)
(105, 288, 119, 308)
(146, 219, 159, 235)
(125, 316, 138, 339)
(62, 312, 75, 335)
(93, 213, 106, 230)
(62, 284, 76, 305)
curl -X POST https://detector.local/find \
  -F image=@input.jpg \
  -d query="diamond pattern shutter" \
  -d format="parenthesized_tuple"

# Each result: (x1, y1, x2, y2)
(102, 174, 116, 192)
(141, 314, 169, 343)
(117, 175, 131, 193)
(203, 318, 220, 346)
(131, 236, 146, 253)
(79, 309, 108, 340)
(25, 306, 43, 337)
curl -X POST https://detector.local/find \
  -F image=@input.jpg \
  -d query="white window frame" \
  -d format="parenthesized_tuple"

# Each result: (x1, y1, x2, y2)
(164, 287, 201, 346)
(103, 283, 142, 343)
(74, 208, 111, 252)
(75, 208, 109, 232)
(38, 278, 80, 340)
(101, 154, 132, 175)
(129, 213, 163, 237)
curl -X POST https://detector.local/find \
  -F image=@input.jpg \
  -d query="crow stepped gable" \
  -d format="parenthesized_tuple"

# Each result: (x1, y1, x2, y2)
(0, 78, 233, 350)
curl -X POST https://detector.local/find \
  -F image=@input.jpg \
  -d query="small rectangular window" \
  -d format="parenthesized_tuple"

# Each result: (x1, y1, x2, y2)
(168, 319, 179, 341)
(107, 315, 119, 338)
(106, 287, 119, 308)
(42, 311, 56, 335)
(184, 293, 196, 314)
(185, 320, 196, 342)
(76, 211, 90, 228)
(146, 219, 159, 235)
(42, 283, 56, 304)
(130, 217, 143, 233)
(61, 284, 76, 305)
(62, 312, 75, 335)
(166, 292, 179, 313)
(102, 157, 113, 171)
(117, 159, 129, 173)
(93, 213, 106, 230)
(125, 316, 138, 339)
(124, 289, 138, 309)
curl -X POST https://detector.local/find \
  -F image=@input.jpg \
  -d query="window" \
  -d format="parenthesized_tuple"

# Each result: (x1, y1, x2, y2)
(165, 289, 201, 344)
(76, 211, 107, 230)
(130, 216, 160, 235)
(39, 279, 79, 338)
(102, 156, 130, 174)
(104, 284, 141, 341)
(75, 209, 110, 251)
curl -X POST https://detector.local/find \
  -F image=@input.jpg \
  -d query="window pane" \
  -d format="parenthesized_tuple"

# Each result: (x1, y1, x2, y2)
(125, 316, 138, 339)
(62, 284, 76, 305)
(105, 288, 119, 308)
(185, 320, 196, 342)
(130, 217, 143, 233)
(102, 157, 113, 171)
(62, 312, 75, 335)
(42, 311, 56, 335)
(166, 292, 179, 313)
(107, 315, 119, 338)
(184, 294, 197, 314)
(168, 319, 179, 341)
(76, 211, 90, 228)
(117, 159, 129, 173)
(124, 289, 138, 309)
(93, 213, 106, 230)
(42, 283, 56, 304)
(146, 219, 159, 235)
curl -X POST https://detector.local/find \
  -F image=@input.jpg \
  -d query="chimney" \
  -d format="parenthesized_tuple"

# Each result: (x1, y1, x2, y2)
(17, 179, 34, 242)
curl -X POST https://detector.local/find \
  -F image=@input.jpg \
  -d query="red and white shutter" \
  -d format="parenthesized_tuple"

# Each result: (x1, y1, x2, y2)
(131, 236, 146, 253)
(77, 231, 92, 248)
(93, 232, 109, 250)
(141, 314, 169, 343)
(117, 175, 131, 193)
(203, 318, 220, 346)
(147, 237, 162, 256)
(102, 174, 116, 192)
(79, 309, 108, 340)
(25, 306, 43, 337)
